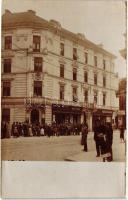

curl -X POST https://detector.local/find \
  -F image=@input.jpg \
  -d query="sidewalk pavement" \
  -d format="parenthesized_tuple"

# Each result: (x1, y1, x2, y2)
(65, 130, 126, 162)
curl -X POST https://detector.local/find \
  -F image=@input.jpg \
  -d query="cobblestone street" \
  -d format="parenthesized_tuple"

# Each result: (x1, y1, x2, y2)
(2, 130, 125, 161)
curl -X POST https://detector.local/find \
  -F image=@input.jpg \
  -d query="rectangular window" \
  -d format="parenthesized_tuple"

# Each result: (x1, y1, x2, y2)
(34, 57, 42, 72)
(60, 85, 64, 100)
(94, 91, 97, 104)
(73, 48, 77, 60)
(60, 64, 64, 78)
(84, 71, 88, 83)
(2, 108, 10, 122)
(73, 87, 77, 102)
(94, 55, 97, 67)
(34, 81, 42, 96)
(73, 68, 77, 81)
(84, 90, 88, 102)
(33, 36, 41, 52)
(103, 59, 106, 70)
(103, 76, 106, 87)
(3, 82, 11, 96)
(103, 93, 106, 106)
(94, 74, 97, 85)
(5, 36, 12, 50)
(3, 59, 11, 73)
(60, 43, 64, 56)
(85, 52, 88, 64)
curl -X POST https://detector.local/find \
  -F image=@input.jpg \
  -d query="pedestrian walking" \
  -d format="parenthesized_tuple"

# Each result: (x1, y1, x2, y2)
(81, 122, 88, 152)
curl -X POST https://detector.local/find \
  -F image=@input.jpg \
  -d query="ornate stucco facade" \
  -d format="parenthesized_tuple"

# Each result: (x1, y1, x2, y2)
(1, 10, 119, 130)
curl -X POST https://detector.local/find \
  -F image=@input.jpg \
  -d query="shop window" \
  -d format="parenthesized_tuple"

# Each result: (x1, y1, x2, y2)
(103, 59, 106, 70)
(3, 59, 11, 73)
(3, 82, 11, 96)
(84, 90, 88, 102)
(73, 68, 77, 81)
(60, 64, 64, 78)
(84, 71, 88, 83)
(103, 93, 106, 106)
(73, 87, 78, 102)
(60, 43, 64, 56)
(85, 52, 88, 64)
(94, 73, 97, 85)
(103, 76, 106, 87)
(60, 85, 64, 100)
(94, 55, 97, 67)
(34, 57, 42, 72)
(73, 47, 77, 60)
(5, 36, 12, 50)
(34, 81, 42, 96)
(33, 35, 41, 52)
(2, 108, 10, 122)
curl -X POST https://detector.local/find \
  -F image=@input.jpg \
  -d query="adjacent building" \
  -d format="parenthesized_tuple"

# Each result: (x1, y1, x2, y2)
(1, 10, 119, 130)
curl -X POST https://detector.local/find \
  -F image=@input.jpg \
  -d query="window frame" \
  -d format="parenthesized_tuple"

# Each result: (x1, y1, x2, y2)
(60, 64, 64, 78)
(60, 42, 64, 56)
(3, 59, 11, 73)
(73, 68, 77, 81)
(73, 47, 77, 60)
(94, 73, 97, 85)
(5, 36, 12, 50)
(84, 71, 88, 83)
(73, 87, 78, 102)
(33, 35, 41, 52)
(94, 55, 97, 67)
(60, 85, 64, 100)
(3, 81, 11, 97)
(34, 57, 43, 72)
(33, 81, 42, 96)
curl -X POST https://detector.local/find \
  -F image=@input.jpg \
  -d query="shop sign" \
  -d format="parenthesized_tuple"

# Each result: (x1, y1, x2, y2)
(52, 104, 82, 113)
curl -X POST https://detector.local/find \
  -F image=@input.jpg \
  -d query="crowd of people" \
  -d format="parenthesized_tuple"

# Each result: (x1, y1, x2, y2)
(1, 121, 82, 139)
(1, 120, 125, 162)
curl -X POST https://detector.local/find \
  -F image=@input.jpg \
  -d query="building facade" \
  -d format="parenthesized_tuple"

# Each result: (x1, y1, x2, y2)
(1, 10, 119, 130)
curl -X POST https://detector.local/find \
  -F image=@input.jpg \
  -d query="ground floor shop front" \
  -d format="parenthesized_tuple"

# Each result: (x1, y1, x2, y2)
(2, 102, 118, 131)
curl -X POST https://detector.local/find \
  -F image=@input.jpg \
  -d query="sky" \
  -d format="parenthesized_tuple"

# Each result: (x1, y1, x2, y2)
(2, 0, 127, 78)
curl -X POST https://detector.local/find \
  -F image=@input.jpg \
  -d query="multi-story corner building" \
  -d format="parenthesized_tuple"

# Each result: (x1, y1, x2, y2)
(1, 10, 119, 130)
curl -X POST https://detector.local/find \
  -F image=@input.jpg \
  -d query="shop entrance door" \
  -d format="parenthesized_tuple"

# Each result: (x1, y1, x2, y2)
(31, 109, 39, 124)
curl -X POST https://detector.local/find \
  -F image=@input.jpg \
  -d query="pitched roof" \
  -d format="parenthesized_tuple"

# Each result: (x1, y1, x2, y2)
(2, 10, 116, 58)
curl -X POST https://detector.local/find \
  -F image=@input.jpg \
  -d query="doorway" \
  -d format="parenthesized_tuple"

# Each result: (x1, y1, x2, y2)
(31, 109, 39, 124)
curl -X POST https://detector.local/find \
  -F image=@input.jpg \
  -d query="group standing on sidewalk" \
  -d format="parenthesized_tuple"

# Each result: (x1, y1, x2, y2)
(81, 119, 113, 162)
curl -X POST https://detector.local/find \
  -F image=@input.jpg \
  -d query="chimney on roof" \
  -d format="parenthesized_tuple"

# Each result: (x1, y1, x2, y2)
(5, 9, 12, 15)
(28, 10, 36, 15)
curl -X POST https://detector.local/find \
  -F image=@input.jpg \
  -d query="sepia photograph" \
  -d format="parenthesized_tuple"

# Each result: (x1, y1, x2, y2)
(1, 0, 126, 163)
(1, 0, 127, 199)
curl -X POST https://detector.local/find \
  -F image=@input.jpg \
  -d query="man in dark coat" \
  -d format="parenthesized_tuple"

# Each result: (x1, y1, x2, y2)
(81, 122, 88, 152)
(93, 119, 106, 157)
